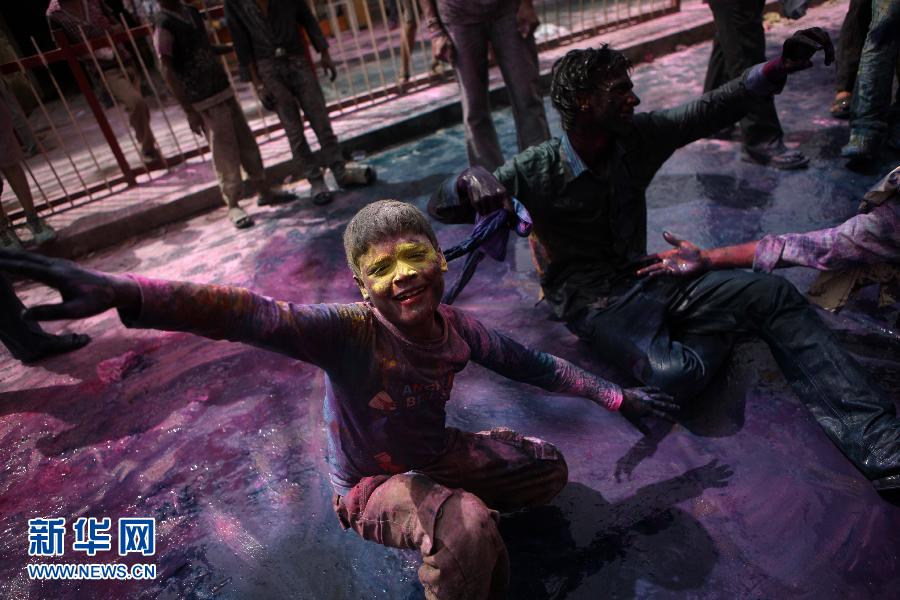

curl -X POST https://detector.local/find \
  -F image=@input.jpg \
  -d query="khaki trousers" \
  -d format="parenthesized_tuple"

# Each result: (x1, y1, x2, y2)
(104, 67, 156, 154)
(199, 97, 266, 207)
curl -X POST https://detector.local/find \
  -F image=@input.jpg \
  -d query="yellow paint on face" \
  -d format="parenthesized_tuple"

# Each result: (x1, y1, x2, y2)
(360, 240, 442, 296)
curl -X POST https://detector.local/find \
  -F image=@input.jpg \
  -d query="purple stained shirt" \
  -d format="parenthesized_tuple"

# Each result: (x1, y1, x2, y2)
(753, 199, 899, 273)
(124, 277, 623, 494)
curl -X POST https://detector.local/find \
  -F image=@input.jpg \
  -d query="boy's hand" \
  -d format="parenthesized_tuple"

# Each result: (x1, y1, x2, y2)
(457, 166, 514, 216)
(620, 387, 679, 422)
(637, 231, 710, 278)
(0, 250, 140, 320)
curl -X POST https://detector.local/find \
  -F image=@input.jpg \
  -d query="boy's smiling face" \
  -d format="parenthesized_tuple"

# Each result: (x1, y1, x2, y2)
(354, 233, 448, 339)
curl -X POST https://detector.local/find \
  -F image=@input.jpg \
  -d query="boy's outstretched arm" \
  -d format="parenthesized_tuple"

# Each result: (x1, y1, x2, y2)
(0, 249, 140, 321)
(0, 250, 348, 368)
(450, 309, 679, 422)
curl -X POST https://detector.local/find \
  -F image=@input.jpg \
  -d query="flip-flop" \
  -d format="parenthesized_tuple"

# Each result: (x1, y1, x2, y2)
(228, 207, 255, 229)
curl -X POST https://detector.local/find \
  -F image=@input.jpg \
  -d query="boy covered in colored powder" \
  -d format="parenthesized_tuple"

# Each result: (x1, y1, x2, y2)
(0, 200, 675, 599)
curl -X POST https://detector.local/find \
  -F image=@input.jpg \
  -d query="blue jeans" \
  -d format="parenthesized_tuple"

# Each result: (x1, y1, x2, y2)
(850, 0, 900, 141)
(569, 270, 900, 483)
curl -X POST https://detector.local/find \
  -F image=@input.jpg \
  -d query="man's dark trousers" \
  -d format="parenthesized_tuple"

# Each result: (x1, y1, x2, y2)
(704, 0, 784, 150)
(569, 269, 900, 483)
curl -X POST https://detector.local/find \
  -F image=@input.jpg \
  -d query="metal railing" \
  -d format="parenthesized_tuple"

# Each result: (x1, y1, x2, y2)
(0, 0, 678, 227)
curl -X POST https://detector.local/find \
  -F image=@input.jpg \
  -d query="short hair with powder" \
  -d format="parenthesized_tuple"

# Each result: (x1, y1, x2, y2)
(343, 200, 441, 276)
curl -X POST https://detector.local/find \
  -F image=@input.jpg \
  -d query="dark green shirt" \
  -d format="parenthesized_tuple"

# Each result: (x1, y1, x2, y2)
(430, 70, 771, 320)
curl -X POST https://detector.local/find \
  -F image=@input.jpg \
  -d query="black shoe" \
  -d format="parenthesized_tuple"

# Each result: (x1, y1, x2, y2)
(742, 145, 809, 170)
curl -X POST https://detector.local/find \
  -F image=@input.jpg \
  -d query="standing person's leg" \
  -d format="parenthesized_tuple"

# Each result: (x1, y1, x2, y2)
(845, 0, 900, 158)
(105, 67, 158, 160)
(704, 34, 736, 138)
(703, 34, 728, 93)
(288, 57, 376, 189)
(228, 97, 296, 206)
(707, 0, 804, 168)
(398, 0, 416, 83)
(199, 100, 253, 229)
(0, 78, 37, 155)
(0, 100, 55, 247)
(832, 0, 872, 118)
(488, 11, 549, 153)
(286, 58, 340, 168)
(444, 21, 504, 171)
(256, 58, 331, 204)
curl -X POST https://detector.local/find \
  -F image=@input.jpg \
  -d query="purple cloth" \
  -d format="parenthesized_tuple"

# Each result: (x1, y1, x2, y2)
(124, 277, 622, 495)
(442, 199, 532, 304)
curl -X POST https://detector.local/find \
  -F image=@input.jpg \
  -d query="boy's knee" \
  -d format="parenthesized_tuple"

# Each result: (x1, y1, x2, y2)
(422, 491, 508, 599)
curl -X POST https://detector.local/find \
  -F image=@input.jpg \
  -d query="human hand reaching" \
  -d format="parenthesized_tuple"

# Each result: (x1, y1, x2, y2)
(637, 231, 710, 278)
(619, 386, 680, 422)
(0, 249, 140, 321)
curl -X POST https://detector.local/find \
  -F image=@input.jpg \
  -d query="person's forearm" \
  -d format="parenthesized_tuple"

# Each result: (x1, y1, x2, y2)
(417, 0, 444, 36)
(467, 321, 623, 410)
(701, 241, 759, 270)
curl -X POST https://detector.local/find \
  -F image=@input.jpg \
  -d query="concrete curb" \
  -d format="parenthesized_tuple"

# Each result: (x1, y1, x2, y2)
(52, 0, 826, 259)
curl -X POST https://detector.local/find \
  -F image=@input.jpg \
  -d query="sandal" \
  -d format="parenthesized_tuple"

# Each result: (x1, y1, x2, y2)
(310, 177, 334, 206)
(228, 207, 255, 229)
(830, 94, 852, 119)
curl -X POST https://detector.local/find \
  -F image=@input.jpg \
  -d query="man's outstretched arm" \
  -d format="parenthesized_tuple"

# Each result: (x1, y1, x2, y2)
(637, 203, 900, 278)
(641, 28, 834, 155)
(0, 250, 348, 367)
